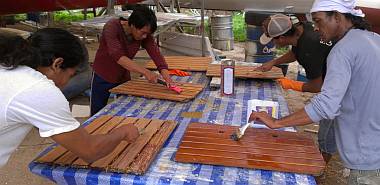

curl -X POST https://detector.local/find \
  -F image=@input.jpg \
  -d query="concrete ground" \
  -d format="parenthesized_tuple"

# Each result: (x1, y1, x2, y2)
(0, 37, 346, 184)
(0, 128, 55, 185)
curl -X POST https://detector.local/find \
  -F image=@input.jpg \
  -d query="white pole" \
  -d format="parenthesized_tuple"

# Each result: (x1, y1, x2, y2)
(201, 0, 205, 56)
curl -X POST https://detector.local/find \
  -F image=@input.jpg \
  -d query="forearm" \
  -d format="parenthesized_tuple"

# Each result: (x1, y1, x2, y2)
(52, 128, 125, 163)
(86, 130, 125, 161)
(117, 56, 151, 76)
(302, 82, 321, 93)
(160, 69, 173, 82)
(271, 51, 296, 66)
(275, 109, 314, 128)
(301, 76, 323, 93)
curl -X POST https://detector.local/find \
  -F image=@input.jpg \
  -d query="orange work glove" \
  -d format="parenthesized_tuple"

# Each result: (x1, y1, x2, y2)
(168, 69, 190, 76)
(277, 78, 304, 92)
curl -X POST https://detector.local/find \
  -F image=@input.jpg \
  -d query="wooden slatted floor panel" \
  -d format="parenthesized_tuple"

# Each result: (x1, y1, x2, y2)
(175, 123, 325, 176)
(145, 56, 212, 71)
(35, 116, 177, 175)
(109, 79, 205, 102)
(206, 64, 284, 79)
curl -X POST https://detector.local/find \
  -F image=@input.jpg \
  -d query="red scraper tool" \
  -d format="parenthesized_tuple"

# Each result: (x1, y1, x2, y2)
(157, 79, 183, 94)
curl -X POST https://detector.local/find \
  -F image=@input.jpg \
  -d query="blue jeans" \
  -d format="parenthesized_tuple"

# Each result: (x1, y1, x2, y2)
(318, 119, 337, 154)
(90, 73, 121, 116)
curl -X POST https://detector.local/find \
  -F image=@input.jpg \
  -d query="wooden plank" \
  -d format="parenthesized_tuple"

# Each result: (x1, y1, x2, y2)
(176, 147, 324, 167)
(35, 115, 113, 163)
(110, 119, 166, 172)
(175, 122, 325, 176)
(179, 141, 322, 160)
(88, 118, 152, 168)
(206, 64, 284, 79)
(73, 117, 141, 167)
(183, 129, 314, 146)
(36, 116, 178, 175)
(145, 56, 212, 71)
(188, 122, 311, 141)
(181, 136, 318, 154)
(109, 79, 204, 102)
(54, 116, 124, 165)
(175, 153, 325, 176)
(129, 121, 177, 174)
(133, 117, 154, 131)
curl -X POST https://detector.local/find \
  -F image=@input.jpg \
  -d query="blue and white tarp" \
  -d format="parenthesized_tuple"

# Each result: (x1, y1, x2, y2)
(29, 72, 316, 185)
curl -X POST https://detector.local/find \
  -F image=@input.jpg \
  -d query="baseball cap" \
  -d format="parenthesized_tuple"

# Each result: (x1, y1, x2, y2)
(259, 14, 293, 45)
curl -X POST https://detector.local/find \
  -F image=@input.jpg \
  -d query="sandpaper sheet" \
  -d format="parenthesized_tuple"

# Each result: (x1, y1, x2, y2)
(109, 79, 204, 102)
(206, 64, 284, 79)
(35, 116, 177, 175)
(175, 122, 325, 176)
(145, 56, 212, 71)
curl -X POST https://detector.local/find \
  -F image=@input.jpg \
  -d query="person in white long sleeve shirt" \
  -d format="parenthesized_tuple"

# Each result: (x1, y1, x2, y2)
(249, 0, 380, 184)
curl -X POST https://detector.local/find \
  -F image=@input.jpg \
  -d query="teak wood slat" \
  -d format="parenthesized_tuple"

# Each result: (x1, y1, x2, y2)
(145, 56, 212, 71)
(54, 116, 125, 165)
(109, 79, 204, 102)
(35, 116, 177, 175)
(35, 115, 113, 163)
(175, 123, 325, 176)
(74, 117, 142, 167)
(110, 119, 166, 171)
(129, 121, 177, 174)
(206, 64, 284, 79)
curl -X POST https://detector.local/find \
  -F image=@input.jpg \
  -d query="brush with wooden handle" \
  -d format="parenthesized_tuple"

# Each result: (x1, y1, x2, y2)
(230, 122, 252, 141)
(231, 110, 256, 141)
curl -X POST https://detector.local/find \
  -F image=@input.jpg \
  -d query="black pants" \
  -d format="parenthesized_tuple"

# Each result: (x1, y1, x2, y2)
(90, 73, 120, 116)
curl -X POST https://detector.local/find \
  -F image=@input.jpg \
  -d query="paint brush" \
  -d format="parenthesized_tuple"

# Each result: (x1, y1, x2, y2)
(230, 122, 251, 141)
(231, 110, 256, 141)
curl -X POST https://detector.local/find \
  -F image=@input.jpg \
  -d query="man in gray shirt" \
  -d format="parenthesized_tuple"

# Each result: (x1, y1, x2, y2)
(249, 0, 380, 184)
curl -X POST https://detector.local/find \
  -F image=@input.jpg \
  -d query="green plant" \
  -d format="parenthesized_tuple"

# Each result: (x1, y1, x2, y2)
(54, 10, 94, 23)
(232, 12, 246, 42)
(14, 14, 27, 21)
(274, 46, 290, 56)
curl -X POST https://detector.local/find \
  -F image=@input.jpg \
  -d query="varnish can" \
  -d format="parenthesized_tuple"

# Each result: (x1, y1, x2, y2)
(221, 59, 235, 96)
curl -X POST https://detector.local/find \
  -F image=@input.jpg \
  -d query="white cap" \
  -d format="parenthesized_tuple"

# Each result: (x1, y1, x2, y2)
(310, 0, 365, 17)
(259, 14, 293, 45)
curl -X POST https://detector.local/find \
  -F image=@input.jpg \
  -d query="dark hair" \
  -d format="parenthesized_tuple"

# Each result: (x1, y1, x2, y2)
(326, 11, 371, 31)
(0, 35, 40, 69)
(29, 28, 86, 69)
(0, 28, 86, 70)
(128, 6, 157, 33)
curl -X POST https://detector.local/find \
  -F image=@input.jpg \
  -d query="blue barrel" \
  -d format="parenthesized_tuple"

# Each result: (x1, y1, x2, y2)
(244, 55, 275, 63)
(245, 24, 275, 63)
(297, 65, 308, 82)
(246, 25, 263, 40)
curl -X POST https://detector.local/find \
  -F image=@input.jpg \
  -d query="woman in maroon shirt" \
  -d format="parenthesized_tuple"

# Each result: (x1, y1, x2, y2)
(91, 6, 173, 115)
